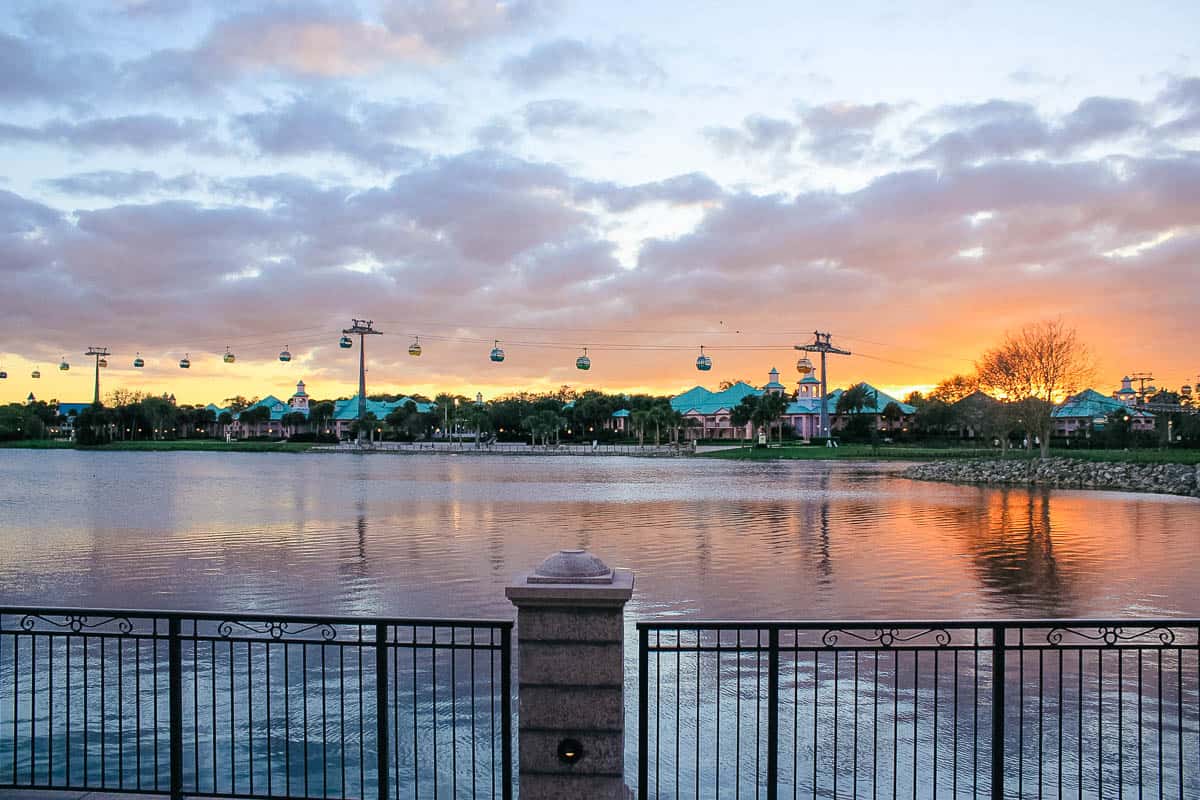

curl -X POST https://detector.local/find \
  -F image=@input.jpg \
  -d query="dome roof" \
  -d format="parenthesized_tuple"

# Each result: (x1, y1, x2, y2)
(528, 549, 614, 584)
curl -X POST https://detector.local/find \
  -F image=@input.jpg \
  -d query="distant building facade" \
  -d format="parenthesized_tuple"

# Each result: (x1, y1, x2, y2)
(669, 368, 916, 440)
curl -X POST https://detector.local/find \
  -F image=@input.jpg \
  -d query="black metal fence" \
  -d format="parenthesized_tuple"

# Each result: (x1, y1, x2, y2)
(638, 620, 1200, 799)
(0, 607, 513, 799)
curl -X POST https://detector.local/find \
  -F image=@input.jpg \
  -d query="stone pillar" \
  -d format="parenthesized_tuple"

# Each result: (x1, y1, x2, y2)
(505, 550, 634, 800)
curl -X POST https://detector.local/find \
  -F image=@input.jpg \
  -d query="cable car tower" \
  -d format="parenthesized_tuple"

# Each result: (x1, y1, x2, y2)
(342, 319, 383, 440)
(1128, 372, 1156, 405)
(795, 331, 851, 440)
(85, 347, 111, 405)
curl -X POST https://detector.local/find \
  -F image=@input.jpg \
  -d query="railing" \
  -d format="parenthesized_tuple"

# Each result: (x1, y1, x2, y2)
(638, 620, 1200, 799)
(0, 607, 513, 799)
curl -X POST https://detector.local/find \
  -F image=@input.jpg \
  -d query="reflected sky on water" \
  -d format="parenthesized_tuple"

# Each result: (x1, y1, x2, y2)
(1, 451, 1197, 620)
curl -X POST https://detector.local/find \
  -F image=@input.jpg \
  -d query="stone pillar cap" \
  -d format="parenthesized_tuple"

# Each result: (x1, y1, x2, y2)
(506, 549, 634, 605)
(530, 549, 612, 584)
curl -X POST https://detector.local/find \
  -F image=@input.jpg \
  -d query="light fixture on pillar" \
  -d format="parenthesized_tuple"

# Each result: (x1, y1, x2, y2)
(557, 738, 584, 765)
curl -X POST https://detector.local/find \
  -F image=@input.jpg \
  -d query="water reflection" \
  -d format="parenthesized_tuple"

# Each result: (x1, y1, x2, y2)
(0, 452, 1197, 620)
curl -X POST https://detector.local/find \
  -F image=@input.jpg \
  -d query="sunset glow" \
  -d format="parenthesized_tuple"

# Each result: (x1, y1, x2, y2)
(1, 2, 1197, 406)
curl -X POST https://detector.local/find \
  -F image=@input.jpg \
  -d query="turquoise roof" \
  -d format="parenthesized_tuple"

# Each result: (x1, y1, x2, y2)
(673, 381, 916, 418)
(611, 409, 630, 418)
(332, 395, 434, 421)
(670, 381, 762, 415)
(799, 373, 820, 384)
(56, 402, 91, 417)
(786, 384, 916, 416)
(236, 395, 304, 422)
(1053, 389, 1153, 420)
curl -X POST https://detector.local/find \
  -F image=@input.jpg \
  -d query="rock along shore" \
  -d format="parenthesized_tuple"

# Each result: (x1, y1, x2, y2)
(904, 457, 1200, 499)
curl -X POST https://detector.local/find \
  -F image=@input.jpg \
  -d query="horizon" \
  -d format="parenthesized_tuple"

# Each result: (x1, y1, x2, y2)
(1, 1, 1198, 405)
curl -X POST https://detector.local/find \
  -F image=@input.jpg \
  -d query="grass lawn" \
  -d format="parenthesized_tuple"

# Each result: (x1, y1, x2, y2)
(703, 443, 1200, 464)
(0, 440, 314, 453)
(0, 439, 76, 449)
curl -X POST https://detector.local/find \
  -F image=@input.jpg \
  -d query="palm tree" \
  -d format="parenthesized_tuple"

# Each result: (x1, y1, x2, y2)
(662, 407, 685, 444)
(752, 393, 788, 443)
(522, 410, 565, 445)
(648, 403, 674, 445)
(730, 396, 757, 443)
(630, 410, 652, 446)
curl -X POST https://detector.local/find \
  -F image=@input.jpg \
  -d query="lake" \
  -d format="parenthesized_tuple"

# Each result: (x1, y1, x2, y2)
(2, 450, 1199, 796)
(1, 450, 1197, 619)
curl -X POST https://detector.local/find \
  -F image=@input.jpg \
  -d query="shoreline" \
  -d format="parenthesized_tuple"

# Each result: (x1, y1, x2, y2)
(4, 440, 1200, 469)
(904, 457, 1200, 499)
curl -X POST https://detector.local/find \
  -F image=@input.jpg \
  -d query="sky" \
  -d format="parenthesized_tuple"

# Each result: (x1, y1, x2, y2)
(0, 0, 1197, 406)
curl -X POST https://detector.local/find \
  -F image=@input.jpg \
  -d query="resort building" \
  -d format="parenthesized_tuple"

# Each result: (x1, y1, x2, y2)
(608, 409, 630, 433)
(669, 368, 916, 440)
(54, 402, 92, 436)
(1052, 388, 1155, 436)
(1113, 376, 1139, 406)
(330, 394, 435, 439)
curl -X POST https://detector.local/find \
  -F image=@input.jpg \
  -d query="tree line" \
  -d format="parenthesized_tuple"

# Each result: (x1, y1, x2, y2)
(5, 320, 1197, 450)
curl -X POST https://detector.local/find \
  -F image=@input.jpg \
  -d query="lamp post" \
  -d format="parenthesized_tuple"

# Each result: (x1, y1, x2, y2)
(474, 392, 483, 447)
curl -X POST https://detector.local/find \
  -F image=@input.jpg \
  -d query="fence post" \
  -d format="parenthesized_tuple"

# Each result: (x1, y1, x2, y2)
(767, 627, 779, 800)
(990, 624, 1006, 800)
(375, 624, 389, 800)
(168, 617, 183, 800)
(501, 624, 513, 800)
(505, 550, 634, 800)
(637, 625, 648, 798)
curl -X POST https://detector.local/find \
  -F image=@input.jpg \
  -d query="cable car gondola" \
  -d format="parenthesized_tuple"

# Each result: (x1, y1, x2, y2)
(31, 368, 41, 379)
(339, 335, 353, 349)
(59, 358, 69, 371)
(408, 337, 422, 357)
(576, 347, 591, 371)
(796, 356, 814, 375)
(179, 354, 191, 369)
(1182, 384, 1193, 398)
(279, 346, 292, 363)
(223, 347, 236, 364)
(695, 346, 712, 372)
(133, 353, 144, 368)
(489, 340, 505, 363)
(98, 357, 108, 368)
(0, 367, 6, 379)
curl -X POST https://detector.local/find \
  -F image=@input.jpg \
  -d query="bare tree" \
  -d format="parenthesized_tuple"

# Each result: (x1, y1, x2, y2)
(976, 320, 1093, 457)
(929, 374, 978, 404)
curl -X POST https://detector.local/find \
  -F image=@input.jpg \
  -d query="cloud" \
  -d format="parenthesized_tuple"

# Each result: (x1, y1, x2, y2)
(1155, 76, 1200, 137)
(120, 0, 557, 97)
(576, 172, 722, 212)
(473, 117, 523, 148)
(232, 96, 439, 170)
(0, 114, 216, 153)
(0, 31, 116, 106)
(1055, 97, 1144, 151)
(1008, 68, 1066, 87)
(381, 0, 556, 51)
(111, 0, 193, 18)
(914, 96, 1147, 165)
(703, 114, 799, 156)
(0, 189, 68, 277)
(521, 100, 651, 135)
(797, 101, 895, 162)
(44, 170, 203, 198)
(500, 37, 663, 89)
